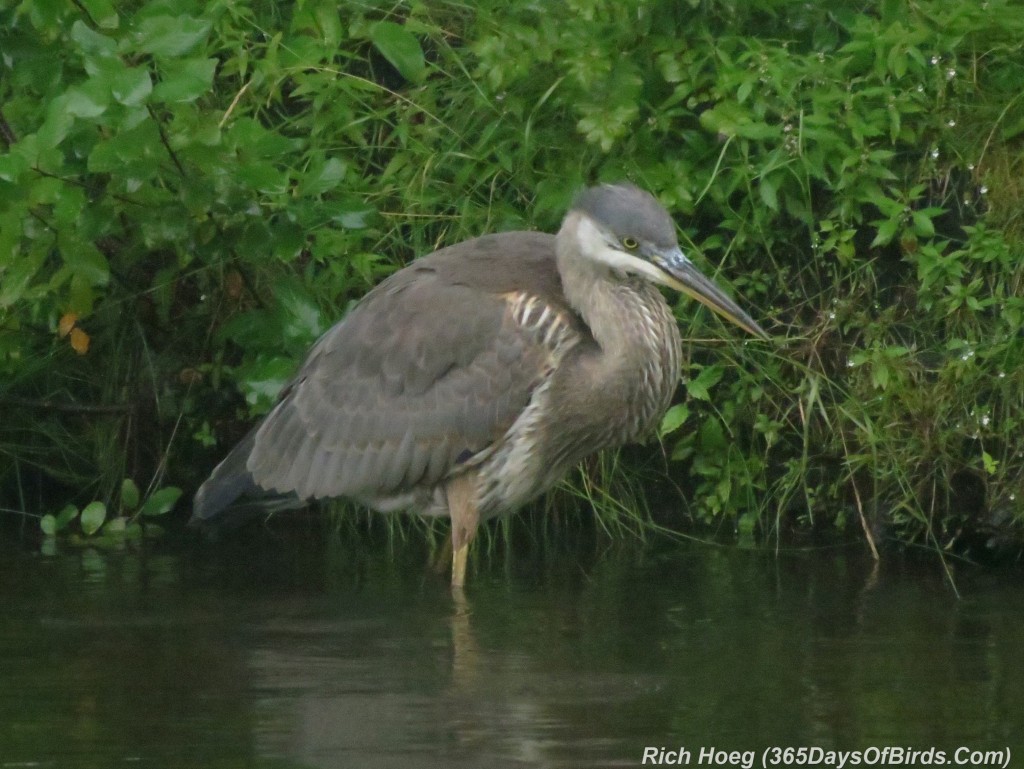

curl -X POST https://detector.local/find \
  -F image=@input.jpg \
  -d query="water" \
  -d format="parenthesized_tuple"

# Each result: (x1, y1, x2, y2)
(1, 523, 1022, 769)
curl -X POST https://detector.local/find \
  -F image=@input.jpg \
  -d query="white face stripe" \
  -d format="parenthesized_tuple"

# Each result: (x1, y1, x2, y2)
(575, 215, 680, 288)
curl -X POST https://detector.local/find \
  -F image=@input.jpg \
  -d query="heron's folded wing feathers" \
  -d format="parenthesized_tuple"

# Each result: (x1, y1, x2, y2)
(192, 231, 580, 520)
(245, 273, 552, 500)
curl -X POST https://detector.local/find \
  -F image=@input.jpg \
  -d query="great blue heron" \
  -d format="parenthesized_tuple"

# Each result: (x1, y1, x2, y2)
(192, 183, 768, 586)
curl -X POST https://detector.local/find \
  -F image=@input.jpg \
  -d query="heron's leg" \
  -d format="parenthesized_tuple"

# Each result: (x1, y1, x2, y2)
(446, 473, 479, 589)
(451, 546, 470, 591)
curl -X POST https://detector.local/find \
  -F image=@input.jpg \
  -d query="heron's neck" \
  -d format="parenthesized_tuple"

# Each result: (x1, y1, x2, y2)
(556, 213, 668, 359)
(555, 214, 682, 436)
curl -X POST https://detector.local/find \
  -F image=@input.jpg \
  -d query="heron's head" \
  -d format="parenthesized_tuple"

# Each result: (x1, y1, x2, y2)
(565, 183, 768, 339)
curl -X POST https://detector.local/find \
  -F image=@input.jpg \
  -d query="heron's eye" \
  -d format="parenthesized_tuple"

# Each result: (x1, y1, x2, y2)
(622, 237, 639, 251)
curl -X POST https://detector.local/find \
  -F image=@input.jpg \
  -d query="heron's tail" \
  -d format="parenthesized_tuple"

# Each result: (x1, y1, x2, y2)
(190, 428, 301, 527)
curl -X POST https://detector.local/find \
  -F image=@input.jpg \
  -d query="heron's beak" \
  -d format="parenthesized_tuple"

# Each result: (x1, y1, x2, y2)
(654, 248, 769, 339)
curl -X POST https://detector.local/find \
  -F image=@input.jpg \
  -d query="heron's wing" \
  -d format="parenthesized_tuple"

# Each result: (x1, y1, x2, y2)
(193, 232, 582, 518)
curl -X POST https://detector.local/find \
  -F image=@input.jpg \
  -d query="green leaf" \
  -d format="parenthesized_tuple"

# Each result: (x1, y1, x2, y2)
(131, 15, 212, 58)
(70, 20, 117, 59)
(78, 0, 119, 29)
(56, 504, 80, 529)
(0, 249, 44, 309)
(699, 102, 777, 140)
(870, 216, 900, 247)
(982, 451, 999, 475)
(697, 416, 728, 454)
(237, 162, 289, 195)
(87, 120, 162, 175)
(888, 105, 901, 143)
(1001, 116, 1024, 141)
(759, 175, 779, 211)
(63, 241, 110, 286)
(671, 440, 695, 462)
(871, 364, 890, 390)
(659, 403, 690, 437)
(236, 355, 298, 410)
(329, 201, 376, 229)
(370, 21, 425, 83)
(42, 504, 80, 535)
(139, 487, 183, 517)
(104, 517, 128, 534)
(911, 210, 935, 237)
(110, 67, 153, 106)
(121, 478, 140, 510)
(686, 364, 724, 401)
(300, 157, 347, 196)
(67, 274, 96, 316)
(276, 280, 325, 342)
(737, 79, 753, 104)
(0, 152, 30, 183)
(153, 57, 217, 103)
(81, 501, 108, 535)
(65, 86, 108, 119)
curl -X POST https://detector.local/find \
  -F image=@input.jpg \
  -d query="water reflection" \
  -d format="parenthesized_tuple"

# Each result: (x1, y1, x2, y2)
(0, 527, 1022, 769)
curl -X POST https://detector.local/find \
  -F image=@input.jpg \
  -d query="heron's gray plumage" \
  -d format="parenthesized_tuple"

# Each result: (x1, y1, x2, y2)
(192, 183, 767, 585)
(263, 232, 574, 500)
(194, 230, 587, 518)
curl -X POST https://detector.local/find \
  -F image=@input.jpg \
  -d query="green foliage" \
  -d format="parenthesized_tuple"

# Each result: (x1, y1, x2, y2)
(36, 476, 179, 547)
(2, 0, 1023, 558)
(138, 485, 182, 517)
(369, 21, 426, 84)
